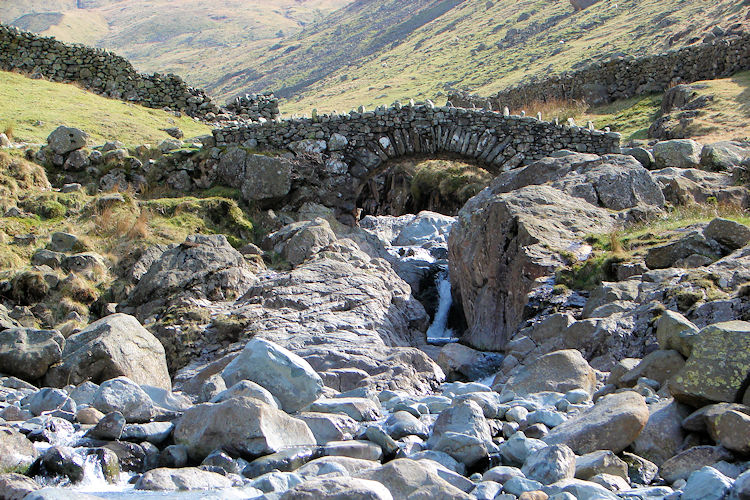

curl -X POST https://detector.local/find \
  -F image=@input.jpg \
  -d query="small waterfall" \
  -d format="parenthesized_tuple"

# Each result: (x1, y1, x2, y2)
(426, 270, 458, 344)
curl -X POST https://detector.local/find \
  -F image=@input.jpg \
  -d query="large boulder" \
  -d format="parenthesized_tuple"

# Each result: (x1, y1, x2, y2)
(355, 459, 473, 499)
(651, 167, 750, 207)
(500, 349, 596, 396)
(221, 338, 324, 413)
(44, 314, 171, 391)
(0, 328, 64, 381)
(122, 234, 256, 320)
(173, 397, 316, 461)
(425, 400, 492, 467)
(0, 473, 40, 499)
(700, 141, 750, 171)
(660, 446, 734, 483)
(449, 184, 614, 351)
(653, 139, 702, 169)
(92, 377, 158, 423)
(543, 391, 649, 454)
(670, 321, 750, 406)
(47, 126, 89, 155)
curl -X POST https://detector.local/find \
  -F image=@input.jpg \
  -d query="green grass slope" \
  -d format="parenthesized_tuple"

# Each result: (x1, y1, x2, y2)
(0, 70, 211, 146)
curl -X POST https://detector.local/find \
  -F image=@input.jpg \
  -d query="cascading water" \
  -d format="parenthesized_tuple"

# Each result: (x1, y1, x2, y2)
(426, 270, 458, 344)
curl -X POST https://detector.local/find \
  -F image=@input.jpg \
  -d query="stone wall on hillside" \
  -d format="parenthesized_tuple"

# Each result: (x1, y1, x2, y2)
(225, 93, 280, 122)
(0, 24, 283, 122)
(448, 32, 750, 111)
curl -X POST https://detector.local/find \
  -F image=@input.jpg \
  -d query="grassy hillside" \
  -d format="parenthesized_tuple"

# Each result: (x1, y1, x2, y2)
(274, 0, 749, 115)
(1, 0, 354, 96)
(0, 71, 211, 146)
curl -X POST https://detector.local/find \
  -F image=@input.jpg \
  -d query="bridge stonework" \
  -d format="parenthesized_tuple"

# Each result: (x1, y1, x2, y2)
(212, 104, 621, 220)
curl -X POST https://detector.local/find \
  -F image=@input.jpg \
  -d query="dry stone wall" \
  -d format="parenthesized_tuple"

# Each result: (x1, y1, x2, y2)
(0, 24, 279, 122)
(449, 33, 750, 111)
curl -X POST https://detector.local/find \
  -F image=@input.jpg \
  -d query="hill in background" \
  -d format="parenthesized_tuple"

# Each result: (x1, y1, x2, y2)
(2, 0, 749, 116)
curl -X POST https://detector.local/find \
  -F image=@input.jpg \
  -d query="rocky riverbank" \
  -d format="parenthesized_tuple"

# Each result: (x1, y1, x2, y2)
(3, 129, 750, 499)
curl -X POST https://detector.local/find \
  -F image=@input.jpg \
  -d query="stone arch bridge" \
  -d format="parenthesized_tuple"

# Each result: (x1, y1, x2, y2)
(212, 104, 620, 220)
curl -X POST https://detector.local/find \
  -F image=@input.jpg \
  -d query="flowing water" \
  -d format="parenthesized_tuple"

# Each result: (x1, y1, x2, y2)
(426, 270, 459, 345)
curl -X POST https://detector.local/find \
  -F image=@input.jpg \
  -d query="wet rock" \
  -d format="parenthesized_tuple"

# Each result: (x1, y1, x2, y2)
(0, 328, 64, 381)
(221, 338, 324, 413)
(173, 397, 316, 461)
(0, 427, 37, 474)
(134, 467, 232, 491)
(159, 445, 188, 469)
(543, 392, 649, 454)
(0, 473, 40, 500)
(44, 314, 171, 391)
(85, 411, 125, 440)
(35, 446, 84, 483)
(670, 321, 750, 406)
(437, 343, 504, 381)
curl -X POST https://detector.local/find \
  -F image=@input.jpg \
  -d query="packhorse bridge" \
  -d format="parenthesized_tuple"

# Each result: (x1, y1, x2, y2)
(212, 103, 621, 221)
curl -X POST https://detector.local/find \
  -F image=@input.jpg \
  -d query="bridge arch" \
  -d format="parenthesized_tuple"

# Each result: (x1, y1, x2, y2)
(213, 104, 620, 220)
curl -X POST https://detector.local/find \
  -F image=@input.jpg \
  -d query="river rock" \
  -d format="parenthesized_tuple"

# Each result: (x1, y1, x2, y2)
(173, 397, 316, 461)
(85, 411, 125, 440)
(544, 391, 649, 454)
(0, 473, 40, 499)
(280, 477, 393, 500)
(521, 444, 576, 485)
(437, 343, 505, 381)
(134, 467, 232, 491)
(355, 459, 473, 499)
(297, 412, 359, 445)
(575, 450, 628, 480)
(209, 380, 280, 408)
(708, 410, 750, 453)
(92, 377, 157, 423)
(618, 350, 685, 388)
(221, 338, 324, 413)
(670, 321, 750, 406)
(0, 427, 37, 474)
(681, 466, 733, 500)
(44, 313, 171, 391)
(660, 446, 734, 483)
(24, 388, 75, 417)
(656, 310, 699, 357)
(631, 398, 690, 466)
(502, 349, 596, 396)
(385, 411, 429, 439)
(262, 218, 337, 267)
(307, 398, 381, 422)
(426, 400, 492, 467)
(0, 328, 64, 381)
